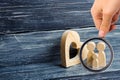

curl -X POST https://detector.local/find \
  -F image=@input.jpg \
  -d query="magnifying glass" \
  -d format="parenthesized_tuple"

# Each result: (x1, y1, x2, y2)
(80, 37, 114, 72)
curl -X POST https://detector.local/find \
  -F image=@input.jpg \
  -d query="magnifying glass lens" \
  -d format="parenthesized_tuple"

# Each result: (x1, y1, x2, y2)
(80, 38, 113, 72)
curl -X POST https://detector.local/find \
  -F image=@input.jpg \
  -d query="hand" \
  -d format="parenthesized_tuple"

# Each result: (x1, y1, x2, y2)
(91, 0, 120, 37)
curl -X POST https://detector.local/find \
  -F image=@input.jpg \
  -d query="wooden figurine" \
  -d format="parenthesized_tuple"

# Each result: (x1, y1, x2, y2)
(87, 42, 96, 67)
(97, 42, 106, 68)
(61, 30, 88, 67)
(92, 53, 99, 69)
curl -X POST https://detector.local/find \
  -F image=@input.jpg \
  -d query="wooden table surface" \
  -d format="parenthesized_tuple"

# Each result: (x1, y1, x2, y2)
(0, 0, 120, 80)
(0, 27, 120, 80)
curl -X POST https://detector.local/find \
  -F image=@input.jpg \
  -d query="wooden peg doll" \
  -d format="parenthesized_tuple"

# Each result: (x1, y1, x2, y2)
(87, 42, 96, 67)
(97, 42, 106, 68)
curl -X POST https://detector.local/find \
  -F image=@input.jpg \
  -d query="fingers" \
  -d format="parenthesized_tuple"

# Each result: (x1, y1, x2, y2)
(99, 11, 113, 37)
(99, 13, 119, 37)
(111, 11, 120, 25)
(91, 0, 120, 38)
(91, 2, 103, 30)
(91, 10, 102, 30)
(91, 10, 117, 37)
(100, 11, 119, 36)
(98, 0, 120, 37)
(109, 25, 117, 32)
(99, 9, 120, 37)
(93, 16, 102, 30)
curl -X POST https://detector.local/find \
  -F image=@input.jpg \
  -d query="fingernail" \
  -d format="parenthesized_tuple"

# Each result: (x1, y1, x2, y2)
(99, 30, 105, 38)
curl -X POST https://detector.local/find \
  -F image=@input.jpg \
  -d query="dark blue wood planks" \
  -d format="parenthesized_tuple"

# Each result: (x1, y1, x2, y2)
(0, 0, 120, 33)
(0, 0, 120, 79)
(0, 26, 120, 79)
(0, 0, 93, 33)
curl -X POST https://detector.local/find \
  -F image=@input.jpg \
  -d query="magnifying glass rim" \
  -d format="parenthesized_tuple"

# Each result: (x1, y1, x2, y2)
(80, 37, 114, 72)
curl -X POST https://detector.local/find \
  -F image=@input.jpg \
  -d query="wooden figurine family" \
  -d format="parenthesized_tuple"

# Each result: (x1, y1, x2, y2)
(87, 41, 106, 69)
(61, 30, 106, 69)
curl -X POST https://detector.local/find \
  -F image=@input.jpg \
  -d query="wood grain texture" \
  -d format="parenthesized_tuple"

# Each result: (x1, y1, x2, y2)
(0, 26, 120, 79)
(0, 0, 120, 79)
(0, 0, 119, 34)
(60, 30, 88, 67)
(0, 0, 93, 33)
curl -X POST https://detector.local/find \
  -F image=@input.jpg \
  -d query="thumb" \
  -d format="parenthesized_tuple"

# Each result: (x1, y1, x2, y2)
(99, 13, 112, 37)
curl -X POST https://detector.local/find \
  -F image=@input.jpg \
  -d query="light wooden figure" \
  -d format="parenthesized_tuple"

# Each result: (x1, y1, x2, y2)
(61, 30, 88, 67)
(92, 53, 99, 69)
(87, 42, 96, 67)
(97, 42, 106, 68)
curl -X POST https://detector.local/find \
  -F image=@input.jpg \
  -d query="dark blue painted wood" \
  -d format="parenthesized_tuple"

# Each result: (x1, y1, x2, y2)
(0, 0, 120, 34)
(52, 70, 120, 80)
(0, 26, 120, 79)
(0, 0, 120, 79)
(0, 0, 93, 33)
